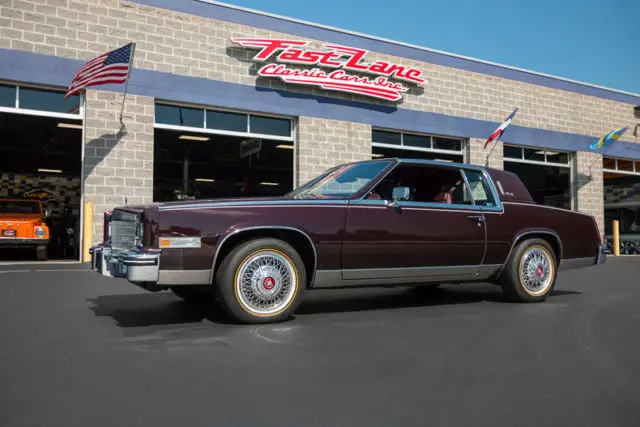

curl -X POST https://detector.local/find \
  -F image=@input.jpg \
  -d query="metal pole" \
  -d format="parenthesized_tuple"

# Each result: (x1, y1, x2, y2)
(82, 200, 93, 262)
(613, 219, 620, 256)
(119, 42, 136, 124)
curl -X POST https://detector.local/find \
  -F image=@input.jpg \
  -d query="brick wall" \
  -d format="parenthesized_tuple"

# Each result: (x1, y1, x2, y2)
(573, 151, 604, 233)
(1, 0, 638, 146)
(83, 89, 154, 244)
(467, 138, 504, 169)
(297, 118, 372, 185)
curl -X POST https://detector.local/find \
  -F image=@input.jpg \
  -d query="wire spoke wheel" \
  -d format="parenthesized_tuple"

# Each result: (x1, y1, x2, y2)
(235, 250, 298, 315)
(519, 246, 554, 296)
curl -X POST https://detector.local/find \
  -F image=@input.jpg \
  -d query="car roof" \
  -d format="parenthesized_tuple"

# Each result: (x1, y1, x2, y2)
(351, 157, 491, 172)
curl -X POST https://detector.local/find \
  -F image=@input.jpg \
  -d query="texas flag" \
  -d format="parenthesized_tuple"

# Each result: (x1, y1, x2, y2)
(484, 108, 518, 149)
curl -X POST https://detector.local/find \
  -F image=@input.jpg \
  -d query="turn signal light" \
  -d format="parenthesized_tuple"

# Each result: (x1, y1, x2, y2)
(159, 237, 201, 248)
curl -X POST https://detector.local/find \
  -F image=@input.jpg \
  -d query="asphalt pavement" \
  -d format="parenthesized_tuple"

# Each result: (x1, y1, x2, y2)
(1, 257, 639, 427)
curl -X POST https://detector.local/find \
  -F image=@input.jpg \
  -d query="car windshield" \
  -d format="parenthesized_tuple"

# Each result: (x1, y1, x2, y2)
(0, 200, 42, 215)
(290, 160, 392, 198)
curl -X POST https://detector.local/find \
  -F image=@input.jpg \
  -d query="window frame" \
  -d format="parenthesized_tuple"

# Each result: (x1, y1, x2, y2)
(372, 128, 465, 157)
(0, 81, 84, 120)
(503, 144, 571, 168)
(154, 101, 295, 142)
(356, 159, 503, 212)
(603, 156, 640, 176)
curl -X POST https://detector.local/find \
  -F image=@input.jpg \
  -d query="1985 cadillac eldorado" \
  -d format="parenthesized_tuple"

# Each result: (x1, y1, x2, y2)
(90, 158, 606, 324)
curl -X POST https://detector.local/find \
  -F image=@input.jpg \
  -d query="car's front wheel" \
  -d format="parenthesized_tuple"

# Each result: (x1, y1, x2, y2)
(216, 238, 306, 324)
(499, 238, 557, 302)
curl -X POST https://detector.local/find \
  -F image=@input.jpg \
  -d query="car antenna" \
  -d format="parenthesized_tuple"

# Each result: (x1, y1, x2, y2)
(124, 196, 128, 206)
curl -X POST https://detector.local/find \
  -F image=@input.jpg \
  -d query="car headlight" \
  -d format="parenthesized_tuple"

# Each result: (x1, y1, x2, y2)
(35, 227, 46, 238)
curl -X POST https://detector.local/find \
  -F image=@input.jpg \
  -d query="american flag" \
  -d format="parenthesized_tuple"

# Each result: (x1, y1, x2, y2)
(64, 43, 135, 99)
(484, 107, 518, 149)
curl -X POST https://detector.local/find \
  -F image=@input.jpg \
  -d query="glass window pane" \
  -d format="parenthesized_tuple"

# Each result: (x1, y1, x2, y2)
(291, 160, 391, 198)
(603, 157, 616, 170)
(206, 110, 247, 132)
(372, 129, 401, 145)
(463, 169, 497, 207)
(0, 84, 16, 107)
(19, 87, 80, 113)
(250, 115, 290, 136)
(545, 150, 569, 164)
(433, 137, 462, 151)
(403, 133, 430, 148)
(504, 145, 522, 159)
(618, 159, 634, 172)
(155, 104, 203, 127)
(523, 148, 545, 162)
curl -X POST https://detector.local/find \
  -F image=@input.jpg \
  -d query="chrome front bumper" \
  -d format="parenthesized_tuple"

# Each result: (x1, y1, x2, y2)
(90, 244, 160, 284)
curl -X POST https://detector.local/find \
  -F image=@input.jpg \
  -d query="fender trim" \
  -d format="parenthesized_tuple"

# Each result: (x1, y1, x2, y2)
(496, 230, 563, 279)
(209, 226, 318, 287)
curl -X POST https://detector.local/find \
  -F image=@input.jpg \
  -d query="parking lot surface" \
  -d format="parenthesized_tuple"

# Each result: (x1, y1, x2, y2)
(1, 258, 639, 427)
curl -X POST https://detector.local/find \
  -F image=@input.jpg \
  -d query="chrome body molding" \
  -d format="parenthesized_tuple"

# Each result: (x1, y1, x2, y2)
(348, 199, 504, 214)
(313, 264, 502, 288)
(496, 230, 564, 279)
(159, 199, 349, 211)
(209, 225, 318, 286)
(158, 270, 211, 285)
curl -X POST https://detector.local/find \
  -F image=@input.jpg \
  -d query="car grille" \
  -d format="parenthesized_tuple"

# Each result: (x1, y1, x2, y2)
(109, 210, 142, 252)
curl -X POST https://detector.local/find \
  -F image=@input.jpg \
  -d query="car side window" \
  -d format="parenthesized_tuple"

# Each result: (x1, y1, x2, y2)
(463, 170, 497, 207)
(368, 163, 474, 206)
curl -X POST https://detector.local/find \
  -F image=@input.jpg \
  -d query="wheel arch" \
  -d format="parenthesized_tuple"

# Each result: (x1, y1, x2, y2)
(211, 226, 317, 288)
(496, 229, 563, 279)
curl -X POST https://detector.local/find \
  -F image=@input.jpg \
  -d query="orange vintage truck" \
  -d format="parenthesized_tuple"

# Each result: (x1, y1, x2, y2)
(0, 198, 50, 261)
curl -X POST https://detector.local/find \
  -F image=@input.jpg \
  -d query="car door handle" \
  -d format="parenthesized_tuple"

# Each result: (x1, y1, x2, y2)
(468, 215, 485, 223)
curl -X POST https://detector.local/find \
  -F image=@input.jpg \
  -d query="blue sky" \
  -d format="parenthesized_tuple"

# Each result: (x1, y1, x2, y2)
(221, 0, 640, 94)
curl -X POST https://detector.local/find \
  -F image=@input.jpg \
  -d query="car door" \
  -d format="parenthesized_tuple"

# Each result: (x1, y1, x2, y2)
(341, 162, 487, 283)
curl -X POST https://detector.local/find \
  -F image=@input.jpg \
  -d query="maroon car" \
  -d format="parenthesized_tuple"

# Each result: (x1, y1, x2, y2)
(90, 158, 606, 324)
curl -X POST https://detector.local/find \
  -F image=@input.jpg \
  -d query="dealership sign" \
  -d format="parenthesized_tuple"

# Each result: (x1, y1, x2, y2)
(232, 38, 425, 102)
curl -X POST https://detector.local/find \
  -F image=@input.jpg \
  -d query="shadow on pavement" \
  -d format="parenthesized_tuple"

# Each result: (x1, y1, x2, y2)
(87, 292, 230, 328)
(87, 285, 582, 327)
(297, 285, 582, 316)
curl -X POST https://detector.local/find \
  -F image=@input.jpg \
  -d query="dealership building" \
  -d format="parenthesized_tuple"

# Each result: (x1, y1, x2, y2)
(1, 0, 640, 260)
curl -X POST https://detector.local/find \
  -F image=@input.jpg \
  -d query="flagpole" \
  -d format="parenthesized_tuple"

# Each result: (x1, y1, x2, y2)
(119, 42, 136, 124)
(485, 138, 499, 166)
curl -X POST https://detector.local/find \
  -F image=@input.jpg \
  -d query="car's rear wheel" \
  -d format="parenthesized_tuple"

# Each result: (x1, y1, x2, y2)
(216, 238, 306, 324)
(499, 238, 557, 302)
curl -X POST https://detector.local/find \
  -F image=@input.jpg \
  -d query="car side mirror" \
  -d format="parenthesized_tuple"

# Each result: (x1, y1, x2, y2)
(44, 209, 51, 218)
(387, 186, 410, 207)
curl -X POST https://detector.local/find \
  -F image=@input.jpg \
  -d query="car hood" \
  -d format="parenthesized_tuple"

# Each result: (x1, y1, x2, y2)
(155, 196, 296, 209)
(111, 195, 348, 213)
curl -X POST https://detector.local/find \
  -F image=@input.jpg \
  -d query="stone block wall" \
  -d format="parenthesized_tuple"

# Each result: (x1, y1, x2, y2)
(296, 118, 372, 185)
(1, 0, 638, 146)
(83, 89, 154, 244)
(467, 138, 504, 169)
(573, 151, 604, 234)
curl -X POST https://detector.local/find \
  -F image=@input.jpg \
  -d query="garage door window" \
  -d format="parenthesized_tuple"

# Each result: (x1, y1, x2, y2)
(0, 83, 82, 119)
